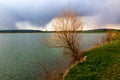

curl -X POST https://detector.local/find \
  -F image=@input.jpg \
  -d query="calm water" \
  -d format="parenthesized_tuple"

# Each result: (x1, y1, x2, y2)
(0, 33, 104, 80)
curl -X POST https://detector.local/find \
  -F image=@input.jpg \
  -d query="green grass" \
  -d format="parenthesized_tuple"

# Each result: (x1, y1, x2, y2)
(65, 35, 120, 80)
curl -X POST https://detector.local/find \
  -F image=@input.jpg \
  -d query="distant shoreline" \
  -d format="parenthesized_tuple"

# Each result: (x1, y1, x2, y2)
(0, 29, 119, 33)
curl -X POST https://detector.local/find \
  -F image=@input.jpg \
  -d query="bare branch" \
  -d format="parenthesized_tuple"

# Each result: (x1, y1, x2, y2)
(43, 9, 85, 63)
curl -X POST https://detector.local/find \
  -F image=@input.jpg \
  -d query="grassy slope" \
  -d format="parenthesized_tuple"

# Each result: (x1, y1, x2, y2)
(65, 35, 120, 80)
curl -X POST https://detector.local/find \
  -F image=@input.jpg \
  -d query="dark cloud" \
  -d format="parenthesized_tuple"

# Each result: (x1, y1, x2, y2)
(0, 0, 64, 29)
(93, 0, 120, 24)
(0, 0, 120, 30)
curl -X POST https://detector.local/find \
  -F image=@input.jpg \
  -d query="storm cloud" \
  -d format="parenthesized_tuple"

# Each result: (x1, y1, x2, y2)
(0, 0, 120, 30)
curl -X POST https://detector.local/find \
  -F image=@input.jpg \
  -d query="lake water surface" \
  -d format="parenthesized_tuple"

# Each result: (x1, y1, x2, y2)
(0, 33, 105, 80)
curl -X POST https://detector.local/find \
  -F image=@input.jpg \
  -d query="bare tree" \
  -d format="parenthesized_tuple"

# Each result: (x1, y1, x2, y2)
(28, 55, 67, 80)
(43, 9, 86, 63)
(103, 25, 119, 43)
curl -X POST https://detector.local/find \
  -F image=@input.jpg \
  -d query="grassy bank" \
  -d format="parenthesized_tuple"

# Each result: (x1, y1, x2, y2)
(65, 35, 120, 80)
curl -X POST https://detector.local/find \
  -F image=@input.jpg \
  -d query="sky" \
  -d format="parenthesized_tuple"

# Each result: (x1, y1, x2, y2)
(0, 0, 120, 30)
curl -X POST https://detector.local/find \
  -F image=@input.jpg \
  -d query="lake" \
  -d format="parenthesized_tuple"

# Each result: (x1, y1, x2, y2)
(0, 33, 105, 80)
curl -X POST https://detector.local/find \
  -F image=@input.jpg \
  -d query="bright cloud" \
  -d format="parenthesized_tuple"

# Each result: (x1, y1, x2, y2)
(16, 16, 120, 31)
(16, 22, 45, 31)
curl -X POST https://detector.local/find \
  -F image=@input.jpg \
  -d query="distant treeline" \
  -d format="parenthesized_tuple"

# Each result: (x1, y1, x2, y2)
(0, 30, 43, 33)
(45, 29, 120, 33)
(83, 29, 120, 33)
(0, 29, 119, 33)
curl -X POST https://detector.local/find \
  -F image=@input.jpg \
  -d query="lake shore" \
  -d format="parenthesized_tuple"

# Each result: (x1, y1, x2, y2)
(64, 34, 120, 80)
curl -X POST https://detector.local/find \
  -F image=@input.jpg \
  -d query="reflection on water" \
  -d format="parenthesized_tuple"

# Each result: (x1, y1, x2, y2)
(0, 33, 104, 80)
